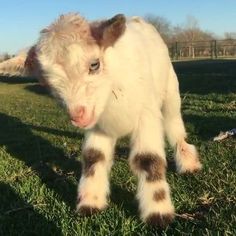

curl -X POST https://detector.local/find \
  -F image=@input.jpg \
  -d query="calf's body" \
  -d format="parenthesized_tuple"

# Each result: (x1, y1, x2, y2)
(36, 13, 202, 227)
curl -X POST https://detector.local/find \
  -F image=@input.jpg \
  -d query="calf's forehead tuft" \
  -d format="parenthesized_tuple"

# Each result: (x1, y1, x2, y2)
(37, 13, 96, 62)
(40, 13, 93, 41)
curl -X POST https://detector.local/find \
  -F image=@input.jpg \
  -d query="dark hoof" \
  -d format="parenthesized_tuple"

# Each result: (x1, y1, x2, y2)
(77, 205, 101, 216)
(145, 213, 174, 228)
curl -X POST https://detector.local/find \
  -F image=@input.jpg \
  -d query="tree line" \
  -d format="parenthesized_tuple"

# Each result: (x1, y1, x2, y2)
(145, 15, 236, 59)
(145, 14, 236, 43)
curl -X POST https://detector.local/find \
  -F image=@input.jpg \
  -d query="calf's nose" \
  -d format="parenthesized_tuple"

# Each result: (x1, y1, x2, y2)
(69, 106, 95, 128)
(70, 106, 86, 122)
(76, 106, 86, 119)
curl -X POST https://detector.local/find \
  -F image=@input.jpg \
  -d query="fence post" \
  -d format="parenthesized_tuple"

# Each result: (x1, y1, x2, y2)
(171, 44, 175, 60)
(214, 40, 217, 59)
(211, 40, 218, 59)
(175, 42, 178, 60)
(211, 40, 214, 59)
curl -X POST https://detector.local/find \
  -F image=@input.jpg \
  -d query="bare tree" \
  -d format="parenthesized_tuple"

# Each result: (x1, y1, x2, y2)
(224, 32, 236, 40)
(172, 16, 213, 42)
(145, 14, 172, 43)
(171, 16, 214, 58)
(144, 14, 235, 59)
(220, 32, 236, 57)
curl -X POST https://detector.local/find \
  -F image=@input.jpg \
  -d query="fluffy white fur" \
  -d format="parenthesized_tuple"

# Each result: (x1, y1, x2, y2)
(77, 130, 115, 210)
(35, 13, 202, 226)
(137, 178, 174, 220)
(0, 53, 27, 76)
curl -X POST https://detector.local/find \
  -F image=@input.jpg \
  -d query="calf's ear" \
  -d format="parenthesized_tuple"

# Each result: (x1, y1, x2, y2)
(91, 14, 126, 49)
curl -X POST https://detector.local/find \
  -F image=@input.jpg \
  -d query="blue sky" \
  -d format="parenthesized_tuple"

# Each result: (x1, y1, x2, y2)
(1, 0, 236, 54)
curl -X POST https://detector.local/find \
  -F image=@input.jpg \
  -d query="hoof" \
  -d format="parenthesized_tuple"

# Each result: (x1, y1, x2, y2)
(77, 205, 101, 216)
(145, 213, 174, 228)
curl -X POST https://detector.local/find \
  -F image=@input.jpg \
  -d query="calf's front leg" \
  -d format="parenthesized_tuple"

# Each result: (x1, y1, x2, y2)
(129, 112, 175, 227)
(77, 129, 115, 215)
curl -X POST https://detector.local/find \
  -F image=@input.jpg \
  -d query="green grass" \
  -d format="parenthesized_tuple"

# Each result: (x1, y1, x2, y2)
(0, 59, 236, 235)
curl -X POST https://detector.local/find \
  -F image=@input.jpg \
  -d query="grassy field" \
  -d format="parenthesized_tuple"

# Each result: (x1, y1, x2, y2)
(0, 60, 235, 235)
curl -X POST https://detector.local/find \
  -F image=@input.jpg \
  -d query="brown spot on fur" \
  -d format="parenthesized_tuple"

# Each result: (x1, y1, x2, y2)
(78, 205, 101, 216)
(83, 148, 105, 177)
(91, 14, 126, 48)
(153, 189, 166, 202)
(133, 153, 166, 182)
(145, 213, 174, 227)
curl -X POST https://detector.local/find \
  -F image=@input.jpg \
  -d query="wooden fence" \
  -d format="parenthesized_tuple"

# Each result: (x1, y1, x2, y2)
(168, 39, 236, 60)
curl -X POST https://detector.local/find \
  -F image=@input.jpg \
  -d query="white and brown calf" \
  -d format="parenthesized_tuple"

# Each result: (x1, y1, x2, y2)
(36, 13, 202, 227)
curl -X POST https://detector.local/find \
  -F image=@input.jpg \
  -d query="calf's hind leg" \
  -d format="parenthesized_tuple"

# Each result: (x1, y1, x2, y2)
(163, 67, 202, 173)
(129, 112, 175, 227)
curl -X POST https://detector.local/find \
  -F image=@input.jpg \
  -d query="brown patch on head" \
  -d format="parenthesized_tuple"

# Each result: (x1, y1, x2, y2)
(91, 14, 126, 48)
(133, 153, 166, 182)
(82, 148, 105, 177)
(153, 189, 166, 202)
(145, 213, 174, 228)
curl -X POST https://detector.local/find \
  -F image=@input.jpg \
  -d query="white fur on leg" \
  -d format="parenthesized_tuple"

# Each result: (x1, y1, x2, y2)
(137, 176, 175, 221)
(77, 130, 115, 212)
(175, 140, 202, 173)
(130, 110, 166, 160)
(163, 67, 187, 148)
(130, 111, 175, 225)
(77, 163, 110, 210)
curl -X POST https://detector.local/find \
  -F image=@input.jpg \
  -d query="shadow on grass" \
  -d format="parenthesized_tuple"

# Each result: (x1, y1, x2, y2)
(0, 112, 81, 209)
(173, 59, 236, 95)
(24, 84, 51, 97)
(184, 113, 236, 140)
(0, 76, 37, 84)
(0, 113, 138, 220)
(0, 182, 62, 236)
(0, 75, 51, 97)
(110, 184, 138, 218)
(29, 124, 84, 140)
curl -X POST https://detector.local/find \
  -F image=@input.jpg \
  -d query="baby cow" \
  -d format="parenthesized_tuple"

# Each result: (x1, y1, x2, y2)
(36, 13, 202, 227)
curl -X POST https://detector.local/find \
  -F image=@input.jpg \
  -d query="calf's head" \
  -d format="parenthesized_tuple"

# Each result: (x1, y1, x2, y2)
(36, 13, 126, 129)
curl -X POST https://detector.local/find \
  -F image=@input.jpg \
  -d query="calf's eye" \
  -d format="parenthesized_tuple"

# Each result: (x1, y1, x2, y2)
(89, 59, 100, 73)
